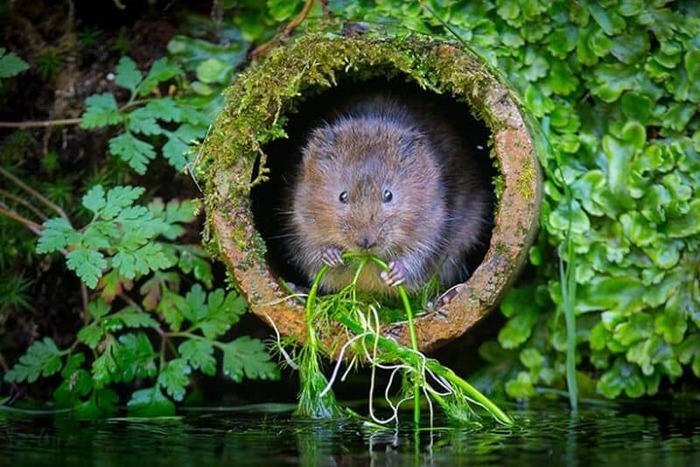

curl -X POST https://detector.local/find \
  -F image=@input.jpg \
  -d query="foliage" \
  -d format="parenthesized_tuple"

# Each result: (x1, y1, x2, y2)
(79, 56, 213, 174)
(0, 47, 29, 79)
(1, 10, 280, 416)
(291, 253, 512, 426)
(5, 186, 279, 415)
(333, 0, 700, 400)
(3, 0, 699, 416)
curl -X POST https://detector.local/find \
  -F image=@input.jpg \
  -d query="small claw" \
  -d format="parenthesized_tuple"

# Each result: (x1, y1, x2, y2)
(321, 246, 344, 267)
(380, 260, 406, 287)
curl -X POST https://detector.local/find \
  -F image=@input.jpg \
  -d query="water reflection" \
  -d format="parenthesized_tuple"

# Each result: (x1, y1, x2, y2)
(2, 401, 700, 465)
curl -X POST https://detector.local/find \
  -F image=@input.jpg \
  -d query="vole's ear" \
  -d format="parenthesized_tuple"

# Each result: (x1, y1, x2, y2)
(397, 129, 426, 161)
(303, 123, 337, 162)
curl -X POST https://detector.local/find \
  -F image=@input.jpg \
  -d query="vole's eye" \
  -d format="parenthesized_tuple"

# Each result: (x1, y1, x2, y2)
(382, 189, 393, 203)
(339, 191, 349, 204)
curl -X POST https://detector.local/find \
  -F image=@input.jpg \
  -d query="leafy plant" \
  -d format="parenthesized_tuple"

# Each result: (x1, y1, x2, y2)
(287, 253, 512, 427)
(0, 48, 29, 79)
(286, 0, 700, 401)
(1, 12, 280, 415)
(79, 56, 210, 174)
(5, 185, 279, 416)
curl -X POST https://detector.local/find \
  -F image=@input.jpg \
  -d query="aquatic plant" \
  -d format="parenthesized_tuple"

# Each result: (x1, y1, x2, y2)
(288, 253, 513, 427)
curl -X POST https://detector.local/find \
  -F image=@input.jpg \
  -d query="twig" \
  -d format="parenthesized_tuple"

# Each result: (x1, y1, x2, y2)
(0, 204, 43, 235)
(0, 188, 49, 221)
(0, 167, 69, 219)
(0, 117, 83, 129)
(249, 0, 318, 59)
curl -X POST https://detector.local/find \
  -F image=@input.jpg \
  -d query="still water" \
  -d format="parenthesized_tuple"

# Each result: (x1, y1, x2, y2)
(2, 401, 699, 466)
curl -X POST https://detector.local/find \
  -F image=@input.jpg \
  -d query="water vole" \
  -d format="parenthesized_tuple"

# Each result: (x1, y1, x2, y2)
(286, 92, 492, 295)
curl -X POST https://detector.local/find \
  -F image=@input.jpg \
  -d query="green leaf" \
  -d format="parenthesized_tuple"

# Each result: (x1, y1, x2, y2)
(621, 92, 654, 123)
(89, 299, 111, 320)
(36, 218, 79, 253)
(177, 245, 213, 288)
(587, 4, 625, 35)
(655, 301, 687, 345)
(80, 93, 122, 129)
(127, 386, 176, 417)
(158, 358, 191, 401)
(521, 49, 549, 82)
(496, 0, 520, 24)
(77, 325, 105, 349)
(163, 124, 204, 171)
(619, 212, 659, 247)
(541, 60, 579, 96)
(99, 185, 145, 220)
(108, 133, 156, 175)
(267, 0, 303, 21)
(54, 355, 93, 406)
(577, 276, 646, 314)
(149, 198, 197, 238)
(589, 321, 611, 351)
(127, 107, 163, 136)
(590, 63, 642, 102)
(144, 98, 182, 122)
(547, 26, 578, 59)
(182, 283, 208, 323)
(685, 47, 700, 84)
(66, 247, 107, 289)
(198, 289, 247, 340)
(158, 288, 188, 331)
(221, 336, 279, 383)
(504, 371, 537, 398)
(610, 32, 650, 64)
(678, 334, 700, 377)
(139, 58, 182, 96)
(115, 57, 143, 94)
(113, 332, 158, 382)
(0, 48, 29, 78)
(114, 307, 160, 329)
(548, 200, 591, 235)
(662, 102, 695, 132)
(498, 305, 539, 349)
(602, 122, 645, 202)
(92, 339, 118, 384)
(112, 242, 173, 279)
(612, 312, 653, 346)
(82, 185, 106, 215)
(4, 337, 63, 383)
(597, 358, 645, 398)
(179, 340, 216, 376)
(195, 57, 232, 84)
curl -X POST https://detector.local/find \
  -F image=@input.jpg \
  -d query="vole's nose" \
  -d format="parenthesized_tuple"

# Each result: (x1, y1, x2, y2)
(356, 235, 377, 250)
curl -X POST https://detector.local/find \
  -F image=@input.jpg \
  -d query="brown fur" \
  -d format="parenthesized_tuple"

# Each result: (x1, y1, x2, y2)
(286, 93, 491, 294)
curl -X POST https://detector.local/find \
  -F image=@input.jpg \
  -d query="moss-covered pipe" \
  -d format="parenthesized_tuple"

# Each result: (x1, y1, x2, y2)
(195, 26, 542, 352)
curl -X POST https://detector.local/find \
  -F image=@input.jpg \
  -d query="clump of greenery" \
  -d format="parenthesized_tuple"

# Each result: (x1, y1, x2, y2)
(4, 182, 279, 416)
(1, 21, 280, 416)
(350, 0, 700, 400)
(287, 253, 513, 427)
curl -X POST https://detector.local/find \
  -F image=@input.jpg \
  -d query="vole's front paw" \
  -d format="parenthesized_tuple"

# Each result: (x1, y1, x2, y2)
(321, 246, 344, 267)
(381, 260, 406, 287)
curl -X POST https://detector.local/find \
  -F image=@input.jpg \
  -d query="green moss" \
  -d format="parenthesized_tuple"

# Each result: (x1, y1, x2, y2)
(515, 150, 537, 200)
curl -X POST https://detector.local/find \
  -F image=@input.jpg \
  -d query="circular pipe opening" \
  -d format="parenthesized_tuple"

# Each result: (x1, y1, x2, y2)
(251, 76, 498, 292)
(197, 31, 542, 352)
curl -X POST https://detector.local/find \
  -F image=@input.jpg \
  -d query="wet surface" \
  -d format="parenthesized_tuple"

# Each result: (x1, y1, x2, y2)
(3, 400, 700, 466)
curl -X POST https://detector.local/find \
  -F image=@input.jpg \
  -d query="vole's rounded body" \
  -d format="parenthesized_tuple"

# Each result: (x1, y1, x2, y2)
(287, 93, 491, 295)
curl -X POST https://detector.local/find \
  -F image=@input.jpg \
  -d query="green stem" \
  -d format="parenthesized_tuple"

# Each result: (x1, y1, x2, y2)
(340, 253, 421, 426)
(427, 364, 513, 425)
(306, 253, 513, 426)
(333, 311, 513, 426)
